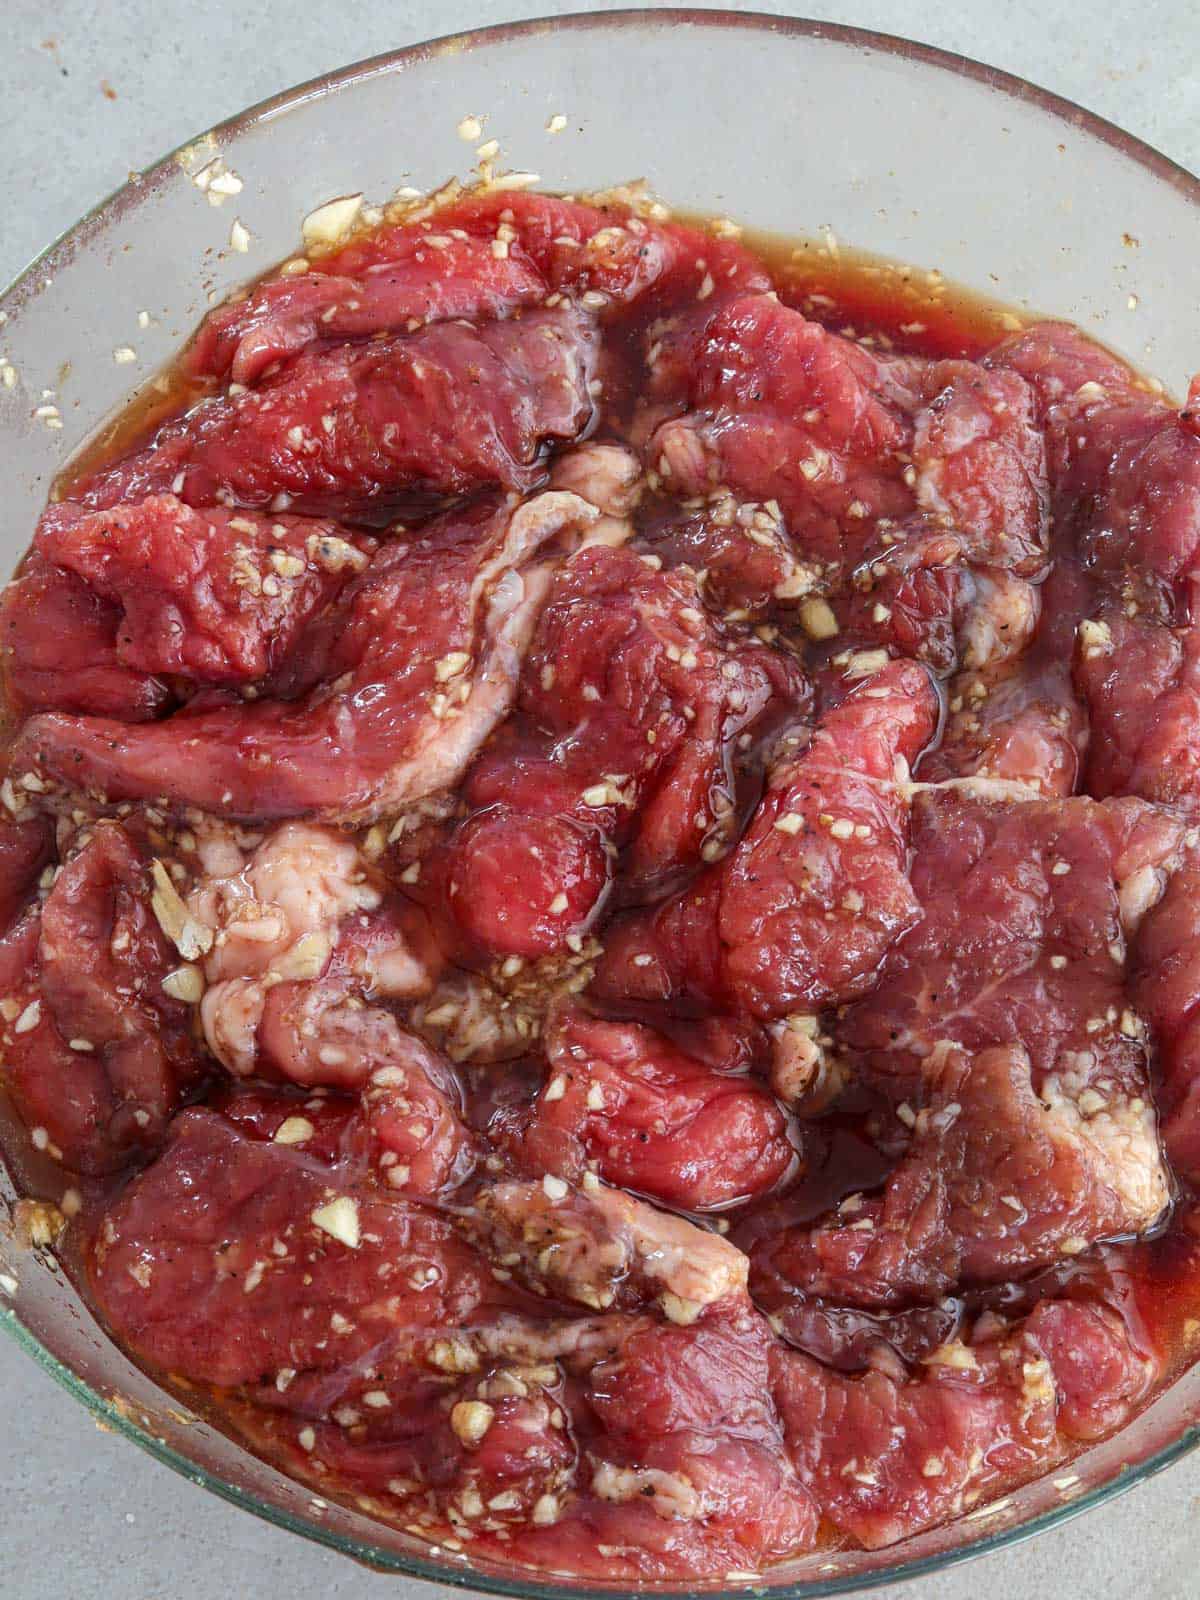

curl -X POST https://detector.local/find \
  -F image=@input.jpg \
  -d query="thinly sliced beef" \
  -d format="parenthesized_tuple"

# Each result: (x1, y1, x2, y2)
(0, 814, 52, 931)
(637, 494, 820, 621)
(519, 1004, 796, 1210)
(1075, 606, 1200, 810)
(519, 544, 808, 889)
(754, 1040, 1167, 1318)
(840, 789, 1185, 1087)
(920, 559, 1090, 798)
(180, 821, 470, 1194)
(574, 1306, 819, 1576)
(922, 663, 1084, 798)
(91, 1099, 813, 1577)
(825, 526, 978, 677)
(822, 539, 1040, 692)
(1059, 380, 1200, 808)
(988, 321, 1145, 418)
(35, 496, 374, 686)
(76, 308, 596, 517)
(0, 555, 169, 720)
(1136, 847, 1200, 1177)
(1059, 389, 1200, 586)
(12, 491, 612, 823)
(774, 1295, 1155, 1549)
(437, 803, 612, 960)
(645, 295, 919, 576)
(441, 538, 808, 946)
(191, 231, 549, 384)
(327, 191, 771, 316)
(755, 782, 1184, 1340)
(192, 191, 770, 387)
(89, 1106, 518, 1386)
(642, 360, 1046, 698)
(596, 660, 937, 1018)
(2, 823, 206, 1173)
(910, 361, 1049, 572)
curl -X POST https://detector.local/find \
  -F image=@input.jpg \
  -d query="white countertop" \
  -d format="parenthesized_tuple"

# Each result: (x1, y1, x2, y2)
(2, 2, 1198, 1596)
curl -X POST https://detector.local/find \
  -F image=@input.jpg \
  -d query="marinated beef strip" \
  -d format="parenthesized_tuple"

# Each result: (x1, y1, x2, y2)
(12, 490, 618, 823)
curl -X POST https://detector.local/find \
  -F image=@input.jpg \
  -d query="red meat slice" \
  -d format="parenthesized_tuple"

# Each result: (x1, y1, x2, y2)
(256, 1308, 813, 1580)
(191, 192, 770, 390)
(644, 295, 919, 575)
(75, 307, 596, 517)
(527, 544, 810, 880)
(1057, 390, 1199, 585)
(0, 814, 52, 932)
(442, 805, 611, 959)
(922, 662, 1084, 798)
(638, 496, 955, 654)
(840, 789, 1184, 1087)
(254, 979, 472, 1197)
(282, 1308, 812, 1583)
(1060, 382, 1200, 808)
(2, 823, 206, 1173)
(446, 542, 808, 924)
(0, 555, 169, 720)
(35, 496, 373, 686)
(774, 1296, 1155, 1548)
(988, 321, 1144, 417)
(328, 191, 771, 314)
(911, 361, 1049, 574)
(215, 1019, 471, 1205)
(528, 546, 810, 890)
(574, 1306, 819, 1574)
(919, 558, 1091, 798)
(596, 659, 937, 1019)
(754, 1040, 1167, 1318)
(11, 490, 608, 824)
(825, 527, 976, 678)
(216, 1067, 472, 1210)
(90, 1098, 804, 1578)
(89, 1106, 517, 1387)
(271, 1355, 581, 1541)
(989, 329, 1195, 609)
(253, 1002, 473, 1198)
(1075, 607, 1200, 810)
(191, 231, 549, 384)
(246, 960, 472, 1197)
(637, 497, 812, 620)
(520, 1004, 795, 1210)
(1135, 848, 1200, 1177)
(650, 292, 918, 445)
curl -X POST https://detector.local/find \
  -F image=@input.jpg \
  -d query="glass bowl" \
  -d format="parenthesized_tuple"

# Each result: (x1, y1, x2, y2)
(2, 10, 1199, 1594)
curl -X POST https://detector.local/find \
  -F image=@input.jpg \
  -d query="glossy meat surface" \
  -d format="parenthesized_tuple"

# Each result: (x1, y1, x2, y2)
(78, 307, 596, 517)
(12, 491, 610, 823)
(522, 1004, 797, 1210)
(2, 823, 207, 1172)
(596, 659, 938, 1017)
(36, 496, 374, 685)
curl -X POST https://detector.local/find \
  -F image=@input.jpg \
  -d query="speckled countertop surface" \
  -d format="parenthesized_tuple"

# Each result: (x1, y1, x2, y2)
(1, 3, 1198, 1596)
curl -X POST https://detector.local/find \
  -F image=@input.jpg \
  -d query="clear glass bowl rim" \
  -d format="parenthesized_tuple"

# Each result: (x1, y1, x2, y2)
(3, 8, 1199, 1595)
